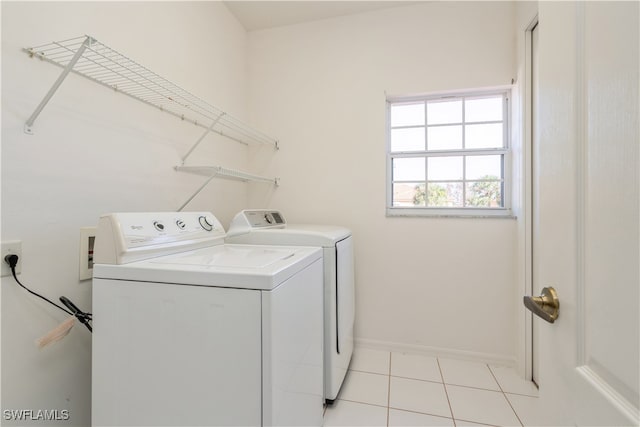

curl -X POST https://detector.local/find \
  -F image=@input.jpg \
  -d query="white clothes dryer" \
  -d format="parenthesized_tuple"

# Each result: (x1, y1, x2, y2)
(92, 212, 324, 427)
(227, 210, 355, 402)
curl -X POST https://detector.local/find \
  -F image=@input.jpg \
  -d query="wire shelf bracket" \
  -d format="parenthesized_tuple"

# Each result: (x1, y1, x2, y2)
(175, 166, 279, 212)
(24, 36, 94, 134)
(22, 35, 280, 150)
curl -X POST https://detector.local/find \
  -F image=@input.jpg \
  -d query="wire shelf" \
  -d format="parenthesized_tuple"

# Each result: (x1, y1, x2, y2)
(176, 166, 279, 186)
(175, 166, 279, 211)
(24, 35, 278, 148)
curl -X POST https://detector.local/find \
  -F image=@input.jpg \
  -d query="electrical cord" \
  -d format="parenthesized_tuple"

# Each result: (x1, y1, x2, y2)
(4, 255, 72, 315)
(60, 296, 92, 332)
(4, 254, 93, 332)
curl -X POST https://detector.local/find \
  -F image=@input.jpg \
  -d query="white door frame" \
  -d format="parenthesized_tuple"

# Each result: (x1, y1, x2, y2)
(521, 13, 538, 385)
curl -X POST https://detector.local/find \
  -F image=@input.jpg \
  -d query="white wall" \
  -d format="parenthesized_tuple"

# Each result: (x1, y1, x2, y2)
(1, 2, 527, 422)
(1, 2, 249, 425)
(247, 1, 519, 362)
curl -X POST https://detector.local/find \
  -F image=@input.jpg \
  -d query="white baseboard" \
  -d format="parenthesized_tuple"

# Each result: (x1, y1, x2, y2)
(355, 337, 516, 367)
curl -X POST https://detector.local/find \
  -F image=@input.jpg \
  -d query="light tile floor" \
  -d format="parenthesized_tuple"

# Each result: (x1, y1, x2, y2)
(324, 348, 541, 427)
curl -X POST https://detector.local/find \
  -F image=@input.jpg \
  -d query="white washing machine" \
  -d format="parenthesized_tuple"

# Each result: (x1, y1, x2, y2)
(227, 209, 354, 402)
(91, 212, 324, 427)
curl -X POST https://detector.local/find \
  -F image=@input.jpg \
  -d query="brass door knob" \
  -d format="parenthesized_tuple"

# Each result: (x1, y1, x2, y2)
(524, 286, 559, 323)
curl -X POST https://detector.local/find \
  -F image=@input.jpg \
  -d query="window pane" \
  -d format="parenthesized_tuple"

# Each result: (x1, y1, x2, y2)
(466, 181, 503, 207)
(466, 155, 502, 180)
(465, 96, 503, 122)
(427, 156, 463, 181)
(427, 125, 462, 150)
(465, 123, 503, 149)
(426, 182, 463, 207)
(391, 128, 425, 152)
(393, 183, 425, 207)
(427, 100, 462, 125)
(391, 103, 425, 127)
(393, 157, 425, 181)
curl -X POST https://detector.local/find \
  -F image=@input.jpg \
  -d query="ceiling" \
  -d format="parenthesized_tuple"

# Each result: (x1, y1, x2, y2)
(224, 1, 422, 32)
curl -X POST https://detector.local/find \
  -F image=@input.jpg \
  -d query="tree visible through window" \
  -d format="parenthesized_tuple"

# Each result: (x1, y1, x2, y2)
(387, 90, 510, 216)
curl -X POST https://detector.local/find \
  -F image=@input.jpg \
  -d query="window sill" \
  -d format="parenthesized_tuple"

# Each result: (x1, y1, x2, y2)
(386, 207, 516, 219)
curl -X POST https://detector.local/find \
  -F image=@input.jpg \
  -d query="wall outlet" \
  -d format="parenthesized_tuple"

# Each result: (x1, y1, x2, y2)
(80, 227, 97, 281)
(1, 241, 22, 277)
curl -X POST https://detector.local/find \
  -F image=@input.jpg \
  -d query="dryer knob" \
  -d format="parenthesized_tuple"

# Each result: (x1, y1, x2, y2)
(199, 215, 214, 231)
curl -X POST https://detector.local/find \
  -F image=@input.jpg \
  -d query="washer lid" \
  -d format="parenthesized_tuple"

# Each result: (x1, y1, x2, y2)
(152, 245, 296, 269)
(93, 244, 322, 290)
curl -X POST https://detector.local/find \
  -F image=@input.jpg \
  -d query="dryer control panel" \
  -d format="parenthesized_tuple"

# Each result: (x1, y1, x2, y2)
(227, 210, 286, 237)
(94, 212, 225, 265)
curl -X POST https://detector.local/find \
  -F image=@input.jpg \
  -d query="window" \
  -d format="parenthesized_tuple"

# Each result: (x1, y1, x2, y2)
(387, 90, 511, 217)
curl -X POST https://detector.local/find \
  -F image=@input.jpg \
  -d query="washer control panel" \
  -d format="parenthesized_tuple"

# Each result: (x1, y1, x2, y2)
(117, 213, 223, 248)
(94, 212, 225, 264)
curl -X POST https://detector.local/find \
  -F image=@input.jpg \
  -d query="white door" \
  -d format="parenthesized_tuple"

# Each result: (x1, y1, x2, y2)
(532, 1, 639, 425)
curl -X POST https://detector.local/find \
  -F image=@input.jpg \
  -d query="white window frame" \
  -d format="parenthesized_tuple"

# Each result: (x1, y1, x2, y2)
(386, 88, 513, 218)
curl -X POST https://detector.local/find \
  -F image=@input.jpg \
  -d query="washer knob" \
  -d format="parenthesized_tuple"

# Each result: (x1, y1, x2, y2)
(199, 215, 215, 231)
(264, 214, 273, 224)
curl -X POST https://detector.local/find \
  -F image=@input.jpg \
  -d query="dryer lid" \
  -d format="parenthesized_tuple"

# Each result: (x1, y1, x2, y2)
(227, 210, 351, 246)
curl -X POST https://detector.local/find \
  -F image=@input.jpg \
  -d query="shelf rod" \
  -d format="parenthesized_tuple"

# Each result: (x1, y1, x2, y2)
(24, 36, 93, 134)
(177, 171, 217, 212)
(181, 112, 227, 165)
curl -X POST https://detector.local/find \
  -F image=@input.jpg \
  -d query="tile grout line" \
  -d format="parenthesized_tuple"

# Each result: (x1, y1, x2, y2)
(386, 352, 392, 427)
(455, 417, 502, 427)
(337, 396, 457, 421)
(487, 365, 525, 427)
(387, 405, 454, 417)
(388, 405, 457, 422)
(350, 369, 393, 377)
(424, 378, 503, 392)
(505, 390, 540, 398)
(336, 397, 388, 410)
(437, 357, 457, 427)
